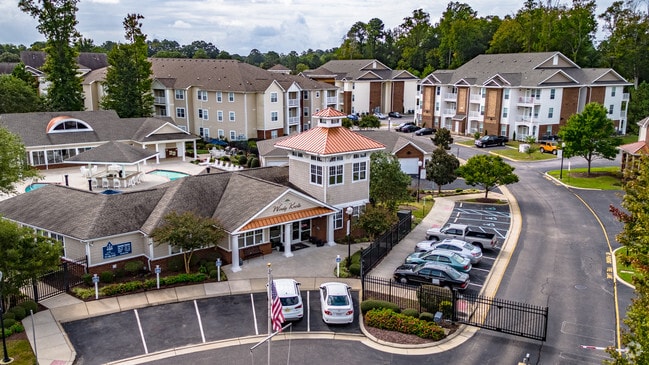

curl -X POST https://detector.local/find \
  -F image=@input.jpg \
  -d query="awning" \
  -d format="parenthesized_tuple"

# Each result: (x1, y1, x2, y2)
(239, 207, 335, 231)
(452, 114, 466, 121)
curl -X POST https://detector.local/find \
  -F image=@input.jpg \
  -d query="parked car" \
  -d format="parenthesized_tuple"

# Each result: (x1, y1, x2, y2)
(273, 279, 303, 321)
(415, 238, 482, 264)
(539, 134, 559, 142)
(388, 111, 403, 118)
(346, 114, 359, 123)
(426, 223, 498, 251)
(400, 124, 421, 133)
(415, 127, 436, 136)
(405, 249, 472, 273)
(319, 282, 354, 324)
(393, 262, 470, 290)
(539, 141, 560, 154)
(394, 121, 415, 131)
(374, 112, 388, 120)
(475, 135, 508, 147)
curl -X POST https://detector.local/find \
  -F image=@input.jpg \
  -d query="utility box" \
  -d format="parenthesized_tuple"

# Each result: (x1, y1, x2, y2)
(519, 144, 530, 153)
(434, 311, 443, 323)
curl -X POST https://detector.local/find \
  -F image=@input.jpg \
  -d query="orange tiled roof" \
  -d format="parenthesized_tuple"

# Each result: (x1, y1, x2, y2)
(313, 108, 347, 118)
(240, 207, 335, 231)
(275, 126, 385, 155)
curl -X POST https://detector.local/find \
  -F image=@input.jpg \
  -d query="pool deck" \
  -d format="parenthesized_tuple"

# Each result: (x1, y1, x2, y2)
(5, 157, 221, 199)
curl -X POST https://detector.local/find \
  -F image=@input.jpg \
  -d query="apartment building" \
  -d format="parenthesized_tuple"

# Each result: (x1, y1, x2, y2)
(417, 52, 631, 140)
(303, 59, 419, 116)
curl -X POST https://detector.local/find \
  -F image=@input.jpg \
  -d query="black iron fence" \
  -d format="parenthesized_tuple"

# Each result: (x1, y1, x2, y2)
(360, 211, 412, 276)
(17, 256, 88, 304)
(361, 275, 548, 341)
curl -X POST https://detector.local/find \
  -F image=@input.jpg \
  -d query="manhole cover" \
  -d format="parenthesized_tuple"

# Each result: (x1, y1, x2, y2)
(575, 284, 587, 290)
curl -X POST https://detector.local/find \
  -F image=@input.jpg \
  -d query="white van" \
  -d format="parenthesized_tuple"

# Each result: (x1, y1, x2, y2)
(273, 279, 303, 320)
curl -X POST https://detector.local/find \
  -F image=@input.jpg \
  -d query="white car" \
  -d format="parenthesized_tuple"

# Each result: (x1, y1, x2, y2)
(273, 279, 303, 321)
(415, 238, 483, 264)
(319, 282, 354, 324)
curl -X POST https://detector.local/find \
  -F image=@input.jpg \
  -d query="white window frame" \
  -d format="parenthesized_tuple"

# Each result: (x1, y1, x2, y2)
(334, 210, 343, 229)
(197, 90, 207, 101)
(230, 130, 236, 140)
(228, 92, 234, 102)
(548, 107, 554, 118)
(238, 229, 263, 248)
(216, 91, 223, 102)
(217, 110, 223, 122)
(198, 108, 209, 120)
(271, 111, 278, 121)
(550, 89, 556, 100)
(611, 87, 616, 97)
(229, 111, 235, 122)
(352, 161, 367, 181)
(271, 130, 278, 139)
(176, 107, 186, 118)
(175, 89, 185, 100)
(502, 107, 508, 118)
(504, 89, 510, 100)
(329, 164, 343, 186)
(270, 92, 278, 103)
(310, 164, 323, 185)
(218, 129, 225, 138)
(609, 105, 614, 114)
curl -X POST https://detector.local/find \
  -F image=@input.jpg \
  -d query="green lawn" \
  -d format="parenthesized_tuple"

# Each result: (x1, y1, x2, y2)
(615, 247, 637, 285)
(6, 339, 36, 365)
(546, 166, 624, 190)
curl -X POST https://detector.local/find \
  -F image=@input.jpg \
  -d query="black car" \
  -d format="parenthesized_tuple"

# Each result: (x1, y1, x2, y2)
(393, 262, 470, 290)
(388, 111, 403, 118)
(415, 127, 436, 136)
(474, 135, 508, 147)
(400, 124, 421, 133)
(394, 121, 415, 131)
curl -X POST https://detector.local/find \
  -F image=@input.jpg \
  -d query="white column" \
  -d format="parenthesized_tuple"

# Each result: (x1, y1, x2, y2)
(283, 223, 293, 257)
(326, 215, 336, 246)
(230, 234, 241, 272)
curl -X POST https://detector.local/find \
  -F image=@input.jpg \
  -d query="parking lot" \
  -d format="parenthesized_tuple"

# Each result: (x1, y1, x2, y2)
(63, 290, 360, 365)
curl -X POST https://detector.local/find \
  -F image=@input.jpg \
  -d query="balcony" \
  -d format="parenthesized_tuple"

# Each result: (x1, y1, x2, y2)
(469, 94, 482, 102)
(443, 108, 457, 116)
(468, 110, 483, 118)
(517, 97, 540, 105)
(326, 96, 337, 105)
(288, 116, 300, 125)
(445, 93, 458, 100)
(154, 96, 166, 105)
(288, 99, 299, 107)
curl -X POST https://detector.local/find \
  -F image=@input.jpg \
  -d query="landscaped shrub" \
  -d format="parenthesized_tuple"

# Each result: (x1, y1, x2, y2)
(10, 322, 24, 334)
(100, 271, 114, 284)
(167, 257, 184, 272)
(18, 300, 38, 314)
(9, 306, 26, 321)
(348, 263, 361, 276)
(365, 308, 445, 340)
(2, 318, 16, 328)
(417, 285, 452, 314)
(238, 155, 248, 166)
(401, 308, 419, 318)
(419, 312, 435, 322)
(1, 327, 11, 337)
(124, 261, 142, 275)
(82, 273, 93, 286)
(220, 156, 230, 162)
(249, 158, 260, 168)
(2, 312, 15, 321)
(438, 300, 453, 319)
(360, 300, 401, 315)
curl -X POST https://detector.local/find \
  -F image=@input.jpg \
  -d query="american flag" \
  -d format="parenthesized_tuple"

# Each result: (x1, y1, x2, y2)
(271, 281, 285, 332)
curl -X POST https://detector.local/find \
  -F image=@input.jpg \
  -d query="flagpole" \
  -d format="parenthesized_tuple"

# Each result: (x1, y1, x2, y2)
(267, 262, 272, 365)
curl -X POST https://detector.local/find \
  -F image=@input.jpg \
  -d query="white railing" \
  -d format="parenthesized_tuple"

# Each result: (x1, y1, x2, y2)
(288, 116, 300, 125)
(445, 93, 458, 100)
(288, 99, 299, 107)
(468, 111, 482, 118)
(154, 97, 166, 104)
(469, 94, 482, 101)
(443, 109, 457, 115)
(326, 96, 337, 104)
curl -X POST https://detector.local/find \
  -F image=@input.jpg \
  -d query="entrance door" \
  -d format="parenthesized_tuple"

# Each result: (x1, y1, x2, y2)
(291, 220, 311, 243)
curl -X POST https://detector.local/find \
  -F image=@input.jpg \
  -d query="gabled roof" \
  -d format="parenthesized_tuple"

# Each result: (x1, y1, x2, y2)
(355, 130, 434, 155)
(618, 141, 649, 155)
(304, 59, 416, 82)
(20, 51, 108, 71)
(64, 141, 159, 165)
(275, 126, 384, 155)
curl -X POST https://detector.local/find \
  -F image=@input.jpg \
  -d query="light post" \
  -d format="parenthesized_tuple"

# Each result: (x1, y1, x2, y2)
(559, 142, 566, 180)
(346, 206, 353, 269)
(0, 271, 12, 364)
(417, 160, 423, 202)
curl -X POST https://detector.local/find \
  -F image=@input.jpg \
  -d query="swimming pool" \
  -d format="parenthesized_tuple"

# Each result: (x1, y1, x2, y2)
(147, 170, 190, 181)
(24, 183, 49, 192)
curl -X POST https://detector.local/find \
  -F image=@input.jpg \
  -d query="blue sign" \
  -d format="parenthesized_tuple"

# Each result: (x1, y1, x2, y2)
(102, 241, 132, 259)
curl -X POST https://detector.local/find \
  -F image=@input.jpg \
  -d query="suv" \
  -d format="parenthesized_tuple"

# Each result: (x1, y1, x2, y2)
(539, 141, 560, 154)
(273, 279, 303, 321)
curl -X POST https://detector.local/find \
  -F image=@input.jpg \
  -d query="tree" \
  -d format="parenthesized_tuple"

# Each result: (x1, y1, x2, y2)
(149, 211, 226, 273)
(0, 126, 40, 194)
(0, 219, 62, 304)
(101, 14, 154, 118)
(369, 151, 411, 212)
(426, 147, 460, 194)
(11, 62, 39, 90)
(0, 75, 44, 113)
(457, 154, 519, 199)
(626, 81, 649, 135)
(558, 102, 621, 175)
(19, 0, 85, 111)
(358, 114, 381, 129)
(0, 52, 20, 62)
(607, 156, 649, 364)
(431, 128, 454, 150)
(355, 205, 398, 241)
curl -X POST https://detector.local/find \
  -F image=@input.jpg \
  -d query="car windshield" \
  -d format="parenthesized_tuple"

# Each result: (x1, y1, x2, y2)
(328, 294, 350, 306)
(463, 242, 476, 250)
(280, 296, 300, 306)
(479, 136, 490, 141)
(445, 266, 462, 280)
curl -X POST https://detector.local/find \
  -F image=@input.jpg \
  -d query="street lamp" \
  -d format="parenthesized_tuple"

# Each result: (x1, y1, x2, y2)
(346, 206, 353, 269)
(0, 271, 12, 364)
(559, 142, 566, 180)
(417, 160, 423, 202)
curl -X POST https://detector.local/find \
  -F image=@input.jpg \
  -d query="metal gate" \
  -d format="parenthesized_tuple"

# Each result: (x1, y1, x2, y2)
(19, 256, 88, 303)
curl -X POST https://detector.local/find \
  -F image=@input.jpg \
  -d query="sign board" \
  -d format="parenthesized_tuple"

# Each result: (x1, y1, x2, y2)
(102, 241, 132, 259)
(92, 274, 99, 283)
(154, 266, 161, 274)
(335, 255, 341, 263)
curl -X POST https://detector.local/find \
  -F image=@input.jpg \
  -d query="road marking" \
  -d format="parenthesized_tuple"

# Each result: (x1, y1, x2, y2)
(133, 309, 148, 354)
(194, 300, 206, 343)
(307, 290, 311, 332)
(471, 267, 491, 273)
(250, 293, 259, 335)
(468, 282, 483, 288)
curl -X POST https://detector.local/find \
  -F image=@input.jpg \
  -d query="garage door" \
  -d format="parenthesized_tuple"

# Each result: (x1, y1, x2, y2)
(400, 158, 419, 175)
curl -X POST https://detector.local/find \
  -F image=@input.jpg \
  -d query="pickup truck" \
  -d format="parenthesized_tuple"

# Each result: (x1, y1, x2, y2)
(539, 141, 559, 155)
(425, 223, 498, 251)
(474, 135, 508, 148)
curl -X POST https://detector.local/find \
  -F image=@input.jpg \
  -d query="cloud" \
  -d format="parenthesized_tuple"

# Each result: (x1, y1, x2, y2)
(171, 20, 191, 29)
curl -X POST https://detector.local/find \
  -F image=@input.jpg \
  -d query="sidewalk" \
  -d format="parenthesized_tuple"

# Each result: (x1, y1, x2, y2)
(22, 189, 517, 365)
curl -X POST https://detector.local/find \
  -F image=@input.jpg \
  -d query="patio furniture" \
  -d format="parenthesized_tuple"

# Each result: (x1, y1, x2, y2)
(91, 178, 98, 189)
(102, 178, 109, 188)
(113, 179, 121, 189)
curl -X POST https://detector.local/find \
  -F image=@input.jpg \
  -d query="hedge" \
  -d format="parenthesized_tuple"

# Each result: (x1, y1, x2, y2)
(364, 308, 445, 340)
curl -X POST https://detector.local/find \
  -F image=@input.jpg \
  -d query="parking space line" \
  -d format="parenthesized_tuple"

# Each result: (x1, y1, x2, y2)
(194, 300, 206, 343)
(307, 290, 311, 332)
(250, 293, 259, 335)
(471, 267, 491, 273)
(468, 282, 483, 288)
(133, 309, 148, 354)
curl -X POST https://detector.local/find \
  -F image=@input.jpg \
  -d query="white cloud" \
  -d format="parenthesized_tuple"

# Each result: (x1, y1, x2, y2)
(171, 20, 191, 29)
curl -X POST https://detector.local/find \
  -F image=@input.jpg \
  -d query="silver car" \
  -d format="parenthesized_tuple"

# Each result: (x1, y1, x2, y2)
(416, 238, 483, 264)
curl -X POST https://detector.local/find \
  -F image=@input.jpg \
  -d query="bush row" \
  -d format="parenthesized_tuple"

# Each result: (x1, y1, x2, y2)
(73, 273, 210, 299)
(365, 308, 446, 340)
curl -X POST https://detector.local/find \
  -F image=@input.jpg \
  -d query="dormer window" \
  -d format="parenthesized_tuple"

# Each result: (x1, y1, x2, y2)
(46, 117, 93, 134)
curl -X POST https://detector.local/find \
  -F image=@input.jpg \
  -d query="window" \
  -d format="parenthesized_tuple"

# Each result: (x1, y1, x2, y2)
(481, 88, 486, 97)
(175, 89, 185, 100)
(502, 107, 508, 118)
(176, 107, 186, 118)
(352, 94, 355, 101)
(197, 90, 207, 101)
(198, 108, 209, 120)
(238, 229, 263, 247)
(353, 161, 367, 181)
(217, 110, 223, 122)
(303, 91, 309, 99)
(436, 87, 440, 96)
(534, 89, 541, 99)
(229, 111, 235, 121)
(216, 91, 223, 102)
(228, 92, 234, 102)
(435, 102, 439, 112)
(329, 165, 343, 185)
(218, 129, 224, 138)
(303, 107, 310, 117)
(310, 164, 322, 185)
(480, 105, 484, 115)
(533, 106, 539, 118)
(334, 211, 343, 229)
(611, 87, 616, 97)
(504, 89, 510, 100)
(548, 107, 554, 118)
(270, 92, 278, 102)
(550, 89, 555, 100)
(230, 130, 236, 140)
(271, 111, 278, 121)
(271, 130, 278, 139)
(609, 105, 614, 114)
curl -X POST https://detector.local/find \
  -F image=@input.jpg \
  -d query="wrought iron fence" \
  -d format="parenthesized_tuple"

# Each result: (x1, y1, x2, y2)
(360, 211, 411, 276)
(17, 256, 88, 304)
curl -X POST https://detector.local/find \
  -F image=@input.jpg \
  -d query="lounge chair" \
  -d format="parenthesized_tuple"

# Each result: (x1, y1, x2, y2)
(102, 178, 109, 188)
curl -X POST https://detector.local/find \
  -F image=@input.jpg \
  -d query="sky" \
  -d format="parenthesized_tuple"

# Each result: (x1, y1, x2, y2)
(0, 0, 616, 56)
